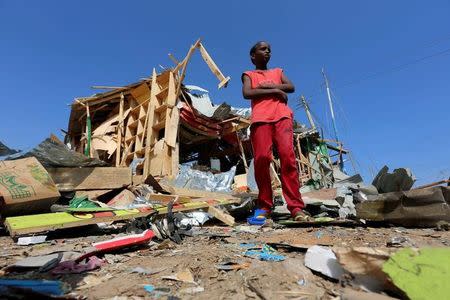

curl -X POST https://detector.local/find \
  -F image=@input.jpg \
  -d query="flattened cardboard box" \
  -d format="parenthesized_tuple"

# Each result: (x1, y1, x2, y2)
(0, 157, 60, 216)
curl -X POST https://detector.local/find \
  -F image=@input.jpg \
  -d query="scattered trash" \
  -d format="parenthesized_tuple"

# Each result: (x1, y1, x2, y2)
(297, 279, 306, 286)
(143, 285, 155, 293)
(17, 235, 47, 246)
(130, 266, 165, 275)
(382, 248, 450, 300)
(144, 285, 171, 297)
(340, 288, 397, 300)
(333, 247, 393, 292)
(315, 231, 324, 239)
(436, 220, 450, 231)
(244, 244, 285, 262)
(7, 251, 80, 273)
(386, 236, 412, 247)
(178, 211, 211, 227)
(0, 279, 64, 296)
(162, 268, 196, 284)
(180, 286, 205, 294)
(91, 229, 155, 253)
(304, 246, 345, 280)
(51, 256, 104, 274)
(215, 259, 251, 271)
(78, 274, 113, 290)
(234, 225, 260, 234)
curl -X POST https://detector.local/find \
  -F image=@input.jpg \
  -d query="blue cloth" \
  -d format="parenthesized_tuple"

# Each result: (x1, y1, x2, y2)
(244, 244, 285, 262)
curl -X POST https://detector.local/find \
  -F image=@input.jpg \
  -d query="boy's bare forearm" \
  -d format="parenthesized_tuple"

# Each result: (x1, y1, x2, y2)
(265, 83, 294, 93)
(243, 88, 282, 99)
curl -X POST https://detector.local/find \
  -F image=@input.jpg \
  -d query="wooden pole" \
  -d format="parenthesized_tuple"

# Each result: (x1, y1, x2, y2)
(116, 93, 124, 166)
(235, 125, 248, 172)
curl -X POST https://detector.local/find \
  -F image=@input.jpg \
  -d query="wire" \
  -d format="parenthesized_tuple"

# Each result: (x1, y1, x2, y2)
(337, 46, 450, 89)
(305, 45, 450, 98)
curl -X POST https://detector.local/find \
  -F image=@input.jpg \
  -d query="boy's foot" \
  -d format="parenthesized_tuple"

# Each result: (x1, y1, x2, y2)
(247, 209, 270, 226)
(293, 210, 313, 222)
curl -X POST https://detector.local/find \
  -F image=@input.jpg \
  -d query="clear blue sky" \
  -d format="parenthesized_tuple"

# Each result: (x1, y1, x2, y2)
(1, 1, 449, 185)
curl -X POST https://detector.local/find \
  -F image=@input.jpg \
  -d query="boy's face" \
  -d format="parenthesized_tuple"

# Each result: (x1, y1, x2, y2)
(251, 42, 271, 65)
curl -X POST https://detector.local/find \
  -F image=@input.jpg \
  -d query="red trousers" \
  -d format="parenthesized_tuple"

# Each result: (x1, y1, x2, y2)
(250, 118, 304, 216)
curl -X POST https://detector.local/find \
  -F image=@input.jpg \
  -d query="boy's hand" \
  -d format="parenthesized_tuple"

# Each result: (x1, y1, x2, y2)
(275, 89, 288, 102)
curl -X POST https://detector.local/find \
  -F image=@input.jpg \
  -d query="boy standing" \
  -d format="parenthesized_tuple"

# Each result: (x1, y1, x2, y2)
(242, 41, 309, 223)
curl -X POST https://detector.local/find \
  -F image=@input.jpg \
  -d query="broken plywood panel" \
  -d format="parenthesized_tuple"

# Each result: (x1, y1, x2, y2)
(47, 167, 132, 191)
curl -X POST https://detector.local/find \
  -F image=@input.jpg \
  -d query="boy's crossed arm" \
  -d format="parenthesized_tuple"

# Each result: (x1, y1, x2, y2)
(242, 73, 295, 102)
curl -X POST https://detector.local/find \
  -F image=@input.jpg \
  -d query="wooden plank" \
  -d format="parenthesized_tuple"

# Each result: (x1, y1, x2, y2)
(235, 126, 248, 171)
(75, 189, 113, 200)
(166, 186, 238, 200)
(198, 42, 230, 89)
(171, 142, 179, 178)
(47, 167, 132, 191)
(5, 198, 241, 237)
(174, 39, 201, 95)
(166, 72, 177, 107)
(165, 106, 179, 148)
(145, 193, 191, 204)
(143, 68, 159, 178)
(106, 189, 136, 207)
(149, 139, 165, 176)
(162, 142, 172, 177)
(115, 93, 124, 166)
(207, 206, 235, 226)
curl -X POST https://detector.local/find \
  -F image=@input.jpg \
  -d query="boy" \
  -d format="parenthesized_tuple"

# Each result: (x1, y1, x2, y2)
(242, 41, 309, 223)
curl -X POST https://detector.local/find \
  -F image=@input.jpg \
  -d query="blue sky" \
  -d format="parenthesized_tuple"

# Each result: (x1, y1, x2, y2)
(1, 1, 449, 184)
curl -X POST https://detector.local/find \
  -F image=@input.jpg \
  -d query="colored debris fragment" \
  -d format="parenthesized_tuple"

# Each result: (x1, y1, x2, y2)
(382, 248, 450, 300)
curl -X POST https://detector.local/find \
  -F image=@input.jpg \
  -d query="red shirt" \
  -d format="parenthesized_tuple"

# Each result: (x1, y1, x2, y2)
(243, 68, 293, 124)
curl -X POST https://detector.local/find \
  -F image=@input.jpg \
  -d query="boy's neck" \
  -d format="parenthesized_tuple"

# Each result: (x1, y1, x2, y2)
(254, 63, 268, 70)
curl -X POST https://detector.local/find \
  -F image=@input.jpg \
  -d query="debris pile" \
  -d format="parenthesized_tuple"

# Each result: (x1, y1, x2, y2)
(0, 40, 449, 299)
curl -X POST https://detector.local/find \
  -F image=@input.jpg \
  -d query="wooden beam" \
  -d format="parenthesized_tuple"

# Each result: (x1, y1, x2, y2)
(235, 125, 248, 172)
(143, 69, 159, 176)
(91, 86, 127, 90)
(168, 53, 179, 65)
(116, 93, 124, 167)
(198, 42, 230, 89)
(174, 39, 202, 96)
(208, 206, 235, 226)
(414, 179, 450, 190)
(165, 106, 179, 148)
(47, 167, 132, 191)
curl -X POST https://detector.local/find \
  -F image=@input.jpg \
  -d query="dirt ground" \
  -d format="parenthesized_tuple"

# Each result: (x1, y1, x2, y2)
(0, 223, 448, 300)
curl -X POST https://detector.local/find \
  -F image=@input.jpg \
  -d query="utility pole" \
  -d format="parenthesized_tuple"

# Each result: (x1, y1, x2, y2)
(322, 68, 339, 143)
(300, 95, 316, 130)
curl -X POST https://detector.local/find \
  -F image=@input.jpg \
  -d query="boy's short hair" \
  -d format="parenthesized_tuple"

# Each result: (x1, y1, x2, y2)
(250, 41, 269, 56)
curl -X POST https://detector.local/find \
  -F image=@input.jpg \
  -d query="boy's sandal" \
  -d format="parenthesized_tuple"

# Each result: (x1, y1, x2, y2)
(294, 210, 314, 222)
(247, 209, 269, 226)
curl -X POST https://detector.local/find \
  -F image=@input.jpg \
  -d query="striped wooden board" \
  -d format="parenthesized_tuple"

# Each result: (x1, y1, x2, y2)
(5, 198, 240, 237)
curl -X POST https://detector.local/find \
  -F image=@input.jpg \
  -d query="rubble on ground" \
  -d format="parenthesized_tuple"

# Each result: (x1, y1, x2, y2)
(0, 40, 449, 299)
